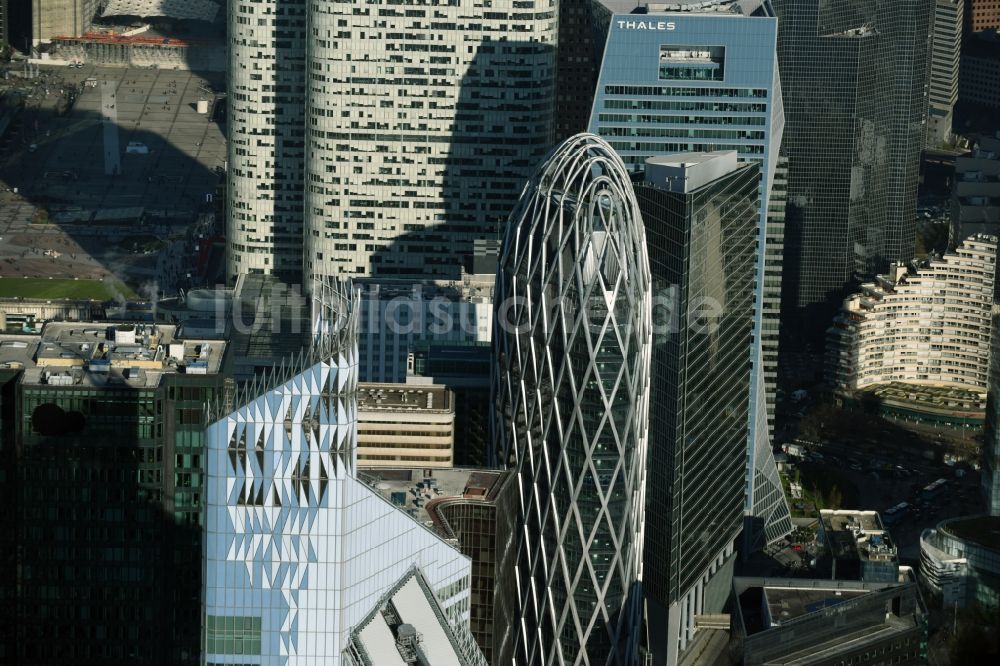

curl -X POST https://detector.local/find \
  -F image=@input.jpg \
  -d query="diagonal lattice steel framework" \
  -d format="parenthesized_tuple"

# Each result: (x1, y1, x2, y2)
(492, 134, 652, 665)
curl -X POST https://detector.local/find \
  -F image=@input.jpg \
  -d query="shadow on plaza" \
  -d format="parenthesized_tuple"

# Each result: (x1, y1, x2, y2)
(0, 100, 223, 289)
(0, 16, 227, 296)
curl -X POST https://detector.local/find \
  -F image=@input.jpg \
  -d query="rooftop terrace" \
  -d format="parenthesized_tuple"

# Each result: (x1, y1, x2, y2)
(360, 468, 505, 536)
(821, 510, 898, 565)
(0, 321, 225, 388)
(940, 515, 1000, 551)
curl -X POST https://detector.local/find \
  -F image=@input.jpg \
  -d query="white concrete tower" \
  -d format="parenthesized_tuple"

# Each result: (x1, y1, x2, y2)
(303, 1, 558, 281)
(227, 0, 307, 282)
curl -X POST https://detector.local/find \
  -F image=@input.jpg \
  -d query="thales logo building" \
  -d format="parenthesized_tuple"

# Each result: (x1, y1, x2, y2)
(616, 19, 677, 30)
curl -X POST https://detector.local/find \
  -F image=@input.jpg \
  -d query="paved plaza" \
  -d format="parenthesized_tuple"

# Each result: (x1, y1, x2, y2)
(0, 64, 225, 291)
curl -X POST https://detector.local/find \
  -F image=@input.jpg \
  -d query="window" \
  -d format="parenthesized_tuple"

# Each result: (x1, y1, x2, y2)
(205, 616, 261, 656)
(659, 45, 726, 81)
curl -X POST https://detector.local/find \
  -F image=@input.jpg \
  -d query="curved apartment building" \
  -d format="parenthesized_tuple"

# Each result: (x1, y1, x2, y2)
(827, 234, 997, 392)
(226, 0, 308, 282)
(920, 515, 1000, 610)
(492, 134, 651, 665)
(227, 1, 557, 283)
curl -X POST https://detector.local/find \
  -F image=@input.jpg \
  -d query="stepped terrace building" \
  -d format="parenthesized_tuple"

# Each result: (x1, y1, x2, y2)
(826, 235, 997, 399)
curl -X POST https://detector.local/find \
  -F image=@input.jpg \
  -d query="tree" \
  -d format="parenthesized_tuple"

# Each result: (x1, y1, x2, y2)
(948, 623, 995, 663)
(828, 485, 843, 510)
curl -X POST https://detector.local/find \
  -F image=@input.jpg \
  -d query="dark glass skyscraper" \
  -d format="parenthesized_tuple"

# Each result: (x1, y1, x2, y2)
(587, 0, 791, 556)
(773, 0, 932, 347)
(634, 151, 760, 664)
(0, 324, 227, 665)
(555, 0, 604, 139)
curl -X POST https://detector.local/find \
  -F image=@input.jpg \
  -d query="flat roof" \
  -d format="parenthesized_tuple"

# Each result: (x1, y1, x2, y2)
(821, 510, 898, 565)
(940, 515, 1000, 552)
(358, 383, 453, 413)
(350, 568, 475, 666)
(646, 150, 738, 168)
(763, 586, 869, 626)
(0, 321, 226, 389)
(360, 468, 505, 534)
(0, 335, 41, 369)
(821, 510, 884, 534)
(643, 150, 745, 194)
(599, 0, 761, 15)
(353, 273, 495, 303)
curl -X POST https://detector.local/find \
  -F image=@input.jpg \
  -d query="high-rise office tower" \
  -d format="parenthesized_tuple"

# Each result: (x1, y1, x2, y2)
(952, 135, 1000, 241)
(555, 0, 601, 139)
(0, 322, 227, 665)
(493, 134, 651, 665)
(967, 0, 1000, 32)
(228, 1, 557, 282)
(959, 31, 1000, 110)
(633, 151, 762, 664)
(986, 253, 1000, 516)
(303, 3, 557, 280)
(227, 0, 307, 282)
(203, 279, 485, 665)
(773, 0, 933, 348)
(762, 154, 789, 435)
(0, 0, 8, 50)
(928, 0, 964, 147)
(588, 0, 790, 553)
(423, 470, 520, 664)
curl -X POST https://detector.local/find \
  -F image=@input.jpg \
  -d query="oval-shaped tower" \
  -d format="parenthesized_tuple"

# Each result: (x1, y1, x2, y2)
(492, 133, 651, 665)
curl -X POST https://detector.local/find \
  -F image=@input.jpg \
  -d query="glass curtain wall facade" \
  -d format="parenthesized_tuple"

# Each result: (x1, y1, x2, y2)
(634, 153, 760, 663)
(492, 134, 651, 665)
(9, 374, 223, 665)
(0, 0, 7, 51)
(425, 472, 519, 664)
(0, 368, 15, 665)
(772, 0, 933, 348)
(762, 154, 788, 436)
(203, 279, 483, 665)
(587, 0, 790, 555)
(555, 0, 603, 139)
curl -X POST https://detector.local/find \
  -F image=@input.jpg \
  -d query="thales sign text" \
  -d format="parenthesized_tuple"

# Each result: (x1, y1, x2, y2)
(617, 19, 677, 31)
